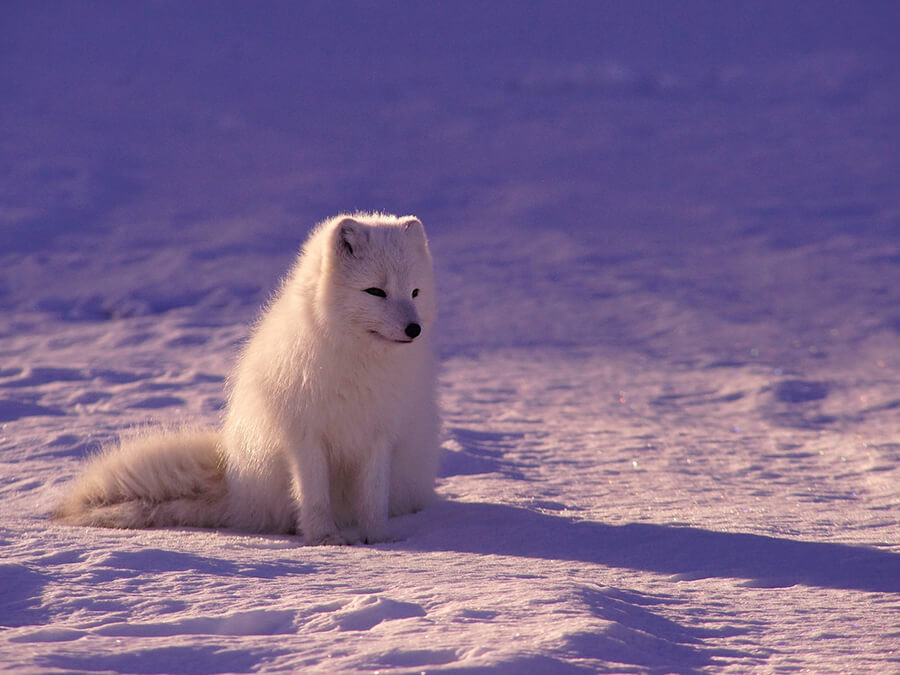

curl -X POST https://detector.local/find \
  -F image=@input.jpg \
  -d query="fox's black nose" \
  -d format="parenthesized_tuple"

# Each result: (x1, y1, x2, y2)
(405, 323, 421, 339)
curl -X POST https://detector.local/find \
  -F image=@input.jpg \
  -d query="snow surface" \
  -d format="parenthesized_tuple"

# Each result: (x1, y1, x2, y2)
(2, 1, 900, 672)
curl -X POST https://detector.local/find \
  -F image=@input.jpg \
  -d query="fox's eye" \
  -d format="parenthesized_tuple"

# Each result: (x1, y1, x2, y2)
(411, 288, 419, 298)
(364, 287, 387, 298)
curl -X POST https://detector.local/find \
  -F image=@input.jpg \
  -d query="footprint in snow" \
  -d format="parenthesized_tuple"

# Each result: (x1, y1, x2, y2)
(309, 595, 426, 632)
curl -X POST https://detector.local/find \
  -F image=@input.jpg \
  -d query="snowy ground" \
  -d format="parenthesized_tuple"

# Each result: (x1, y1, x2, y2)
(2, 2, 900, 673)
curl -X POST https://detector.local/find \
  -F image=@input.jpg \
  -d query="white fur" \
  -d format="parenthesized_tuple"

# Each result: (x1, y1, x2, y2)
(54, 213, 441, 545)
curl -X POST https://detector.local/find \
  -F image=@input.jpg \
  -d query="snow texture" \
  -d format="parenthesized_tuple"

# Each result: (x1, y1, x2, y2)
(2, 1, 900, 672)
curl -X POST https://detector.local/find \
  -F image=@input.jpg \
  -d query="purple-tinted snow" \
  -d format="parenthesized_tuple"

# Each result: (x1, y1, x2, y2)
(1, 2, 899, 673)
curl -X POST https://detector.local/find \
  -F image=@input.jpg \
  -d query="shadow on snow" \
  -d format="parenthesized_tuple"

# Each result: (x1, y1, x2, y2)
(407, 501, 900, 593)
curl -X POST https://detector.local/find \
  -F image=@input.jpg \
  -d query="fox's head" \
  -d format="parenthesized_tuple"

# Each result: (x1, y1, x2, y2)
(318, 213, 436, 346)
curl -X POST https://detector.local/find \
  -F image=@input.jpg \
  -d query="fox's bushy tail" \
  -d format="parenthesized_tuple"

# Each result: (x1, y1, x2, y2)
(52, 428, 227, 530)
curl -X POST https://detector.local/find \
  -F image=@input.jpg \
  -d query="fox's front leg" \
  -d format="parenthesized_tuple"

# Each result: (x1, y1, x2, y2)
(289, 440, 346, 546)
(355, 441, 391, 544)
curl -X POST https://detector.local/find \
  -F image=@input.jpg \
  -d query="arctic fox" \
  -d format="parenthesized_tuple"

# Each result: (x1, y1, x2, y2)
(53, 212, 441, 545)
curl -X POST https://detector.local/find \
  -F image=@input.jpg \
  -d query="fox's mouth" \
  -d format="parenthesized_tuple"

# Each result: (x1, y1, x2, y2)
(368, 330, 413, 344)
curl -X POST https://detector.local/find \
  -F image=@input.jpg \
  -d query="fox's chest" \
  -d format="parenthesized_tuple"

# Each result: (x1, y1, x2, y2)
(304, 359, 418, 446)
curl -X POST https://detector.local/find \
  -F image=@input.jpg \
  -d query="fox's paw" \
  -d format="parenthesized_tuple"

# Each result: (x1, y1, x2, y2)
(360, 534, 399, 545)
(300, 507, 347, 546)
(357, 524, 394, 545)
(305, 530, 350, 546)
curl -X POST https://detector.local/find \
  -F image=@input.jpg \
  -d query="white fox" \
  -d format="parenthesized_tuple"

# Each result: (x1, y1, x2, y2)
(54, 213, 441, 545)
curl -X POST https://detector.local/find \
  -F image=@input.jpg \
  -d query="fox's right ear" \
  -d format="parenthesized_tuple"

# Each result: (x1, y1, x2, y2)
(334, 217, 367, 259)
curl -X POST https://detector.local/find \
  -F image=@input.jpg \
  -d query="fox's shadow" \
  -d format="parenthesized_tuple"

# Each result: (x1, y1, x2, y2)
(401, 500, 900, 593)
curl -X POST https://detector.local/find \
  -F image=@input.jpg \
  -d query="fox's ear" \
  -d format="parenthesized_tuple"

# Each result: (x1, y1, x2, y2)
(334, 217, 368, 259)
(403, 218, 426, 240)
(404, 218, 428, 254)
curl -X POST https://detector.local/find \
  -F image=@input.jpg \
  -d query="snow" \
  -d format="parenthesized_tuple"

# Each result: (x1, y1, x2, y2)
(2, 1, 900, 672)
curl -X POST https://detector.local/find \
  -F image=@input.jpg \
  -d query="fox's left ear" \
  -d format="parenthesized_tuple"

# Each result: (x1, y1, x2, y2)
(334, 217, 368, 259)
(403, 218, 427, 242)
